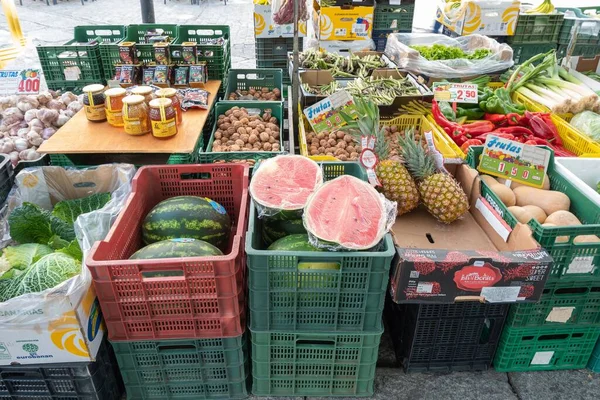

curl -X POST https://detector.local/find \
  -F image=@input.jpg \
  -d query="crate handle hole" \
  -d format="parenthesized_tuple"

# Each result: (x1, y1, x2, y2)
(479, 318, 494, 344)
(538, 333, 569, 341)
(554, 287, 588, 296)
(94, 29, 116, 37)
(425, 233, 434, 244)
(296, 339, 335, 346)
(141, 270, 184, 279)
(73, 181, 97, 189)
(180, 172, 212, 181)
(157, 344, 196, 352)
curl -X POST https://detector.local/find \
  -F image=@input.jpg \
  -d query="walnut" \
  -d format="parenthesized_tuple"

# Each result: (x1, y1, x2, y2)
(259, 132, 270, 142)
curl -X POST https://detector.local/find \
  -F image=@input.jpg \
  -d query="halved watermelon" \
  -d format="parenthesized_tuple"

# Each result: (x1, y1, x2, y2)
(303, 175, 389, 250)
(250, 155, 323, 217)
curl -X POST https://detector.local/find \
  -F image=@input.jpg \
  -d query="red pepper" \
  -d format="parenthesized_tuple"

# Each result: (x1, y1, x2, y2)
(478, 132, 515, 141)
(484, 113, 508, 125)
(460, 139, 483, 153)
(453, 133, 468, 146)
(433, 100, 462, 133)
(528, 114, 555, 141)
(493, 126, 534, 137)
(524, 139, 538, 145)
(506, 113, 522, 126)
(462, 120, 495, 136)
(539, 113, 563, 147)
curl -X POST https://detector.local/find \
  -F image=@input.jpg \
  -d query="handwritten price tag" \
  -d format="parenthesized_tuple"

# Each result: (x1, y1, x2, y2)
(432, 82, 478, 104)
(17, 69, 41, 94)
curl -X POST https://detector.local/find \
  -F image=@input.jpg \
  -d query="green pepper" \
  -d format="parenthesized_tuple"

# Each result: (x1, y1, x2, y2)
(456, 107, 484, 120)
(480, 96, 506, 114)
(438, 101, 456, 122)
(494, 88, 526, 115)
(478, 87, 493, 103)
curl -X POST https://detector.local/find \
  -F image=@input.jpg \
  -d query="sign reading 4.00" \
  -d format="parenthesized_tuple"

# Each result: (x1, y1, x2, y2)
(0, 69, 41, 96)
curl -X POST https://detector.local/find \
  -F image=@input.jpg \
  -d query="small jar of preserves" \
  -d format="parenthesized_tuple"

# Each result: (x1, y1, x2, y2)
(122, 95, 151, 136)
(156, 88, 182, 125)
(149, 98, 178, 139)
(82, 84, 106, 122)
(104, 88, 126, 127)
(131, 86, 154, 105)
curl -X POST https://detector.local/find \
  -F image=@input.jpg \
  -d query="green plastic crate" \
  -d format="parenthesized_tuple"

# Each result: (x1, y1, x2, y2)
(37, 25, 126, 91)
(494, 325, 600, 371)
(373, 2, 414, 31)
(505, 280, 600, 328)
(111, 336, 248, 400)
(199, 101, 284, 163)
(255, 37, 297, 60)
(588, 337, 600, 372)
(507, 13, 565, 44)
(511, 43, 557, 64)
(557, 43, 600, 59)
(558, 16, 600, 45)
(250, 330, 381, 397)
(467, 146, 600, 282)
(173, 25, 230, 68)
(99, 24, 177, 82)
(223, 68, 283, 102)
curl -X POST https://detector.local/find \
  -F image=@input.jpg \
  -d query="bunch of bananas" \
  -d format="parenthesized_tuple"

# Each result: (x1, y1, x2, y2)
(525, 0, 555, 14)
(253, 0, 270, 5)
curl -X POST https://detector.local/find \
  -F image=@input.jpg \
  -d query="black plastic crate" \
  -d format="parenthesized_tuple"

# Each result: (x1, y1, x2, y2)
(0, 341, 122, 399)
(255, 37, 302, 61)
(0, 154, 14, 206)
(385, 298, 509, 373)
(374, 1, 414, 31)
(511, 43, 557, 65)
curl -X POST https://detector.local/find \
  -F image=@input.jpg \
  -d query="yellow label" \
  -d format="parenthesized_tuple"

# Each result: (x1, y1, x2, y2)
(124, 117, 146, 135)
(151, 118, 177, 138)
(84, 104, 106, 121)
(106, 110, 124, 127)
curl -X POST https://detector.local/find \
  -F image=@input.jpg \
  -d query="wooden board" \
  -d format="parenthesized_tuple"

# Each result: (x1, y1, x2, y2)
(39, 80, 221, 155)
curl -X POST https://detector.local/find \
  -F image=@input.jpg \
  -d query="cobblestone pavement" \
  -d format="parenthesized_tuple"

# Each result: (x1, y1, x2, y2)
(2, 1, 600, 399)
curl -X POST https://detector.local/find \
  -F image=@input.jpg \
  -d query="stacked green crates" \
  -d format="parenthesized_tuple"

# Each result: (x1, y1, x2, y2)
(556, 8, 600, 58)
(466, 146, 600, 372)
(255, 37, 302, 96)
(246, 162, 394, 396)
(37, 25, 126, 92)
(508, 13, 563, 64)
(372, 0, 414, 51)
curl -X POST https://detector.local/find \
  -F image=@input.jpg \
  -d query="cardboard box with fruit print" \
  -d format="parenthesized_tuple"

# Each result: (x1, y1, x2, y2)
(390, 163, 553, 304)
(313, 0, 374, 41)
(436, 0, 520, 37)
(254, 4, 306, 38)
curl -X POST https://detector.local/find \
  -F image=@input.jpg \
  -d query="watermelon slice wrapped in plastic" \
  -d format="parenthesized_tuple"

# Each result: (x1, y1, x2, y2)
(250, 155, 323, 218)
(303, 175, 397, 250)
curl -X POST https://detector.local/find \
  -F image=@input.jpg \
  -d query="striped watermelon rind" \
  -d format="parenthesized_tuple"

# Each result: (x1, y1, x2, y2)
(142, 196, 231, 251)
(267, 234, 323, 251)
(261, 217, 307, 246)
(130, 238, 223, 259)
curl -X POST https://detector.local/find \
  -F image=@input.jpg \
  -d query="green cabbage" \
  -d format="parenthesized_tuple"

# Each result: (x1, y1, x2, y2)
(52, 193, 111, 224)
(0, 253, 81, 302)
(0, 244, 54, 276)
(8, 203, 75, 246)
(571, 111, 600, 142)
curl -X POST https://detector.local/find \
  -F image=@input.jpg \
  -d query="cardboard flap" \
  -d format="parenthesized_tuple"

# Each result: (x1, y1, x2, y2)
(300, 70, 335, 86)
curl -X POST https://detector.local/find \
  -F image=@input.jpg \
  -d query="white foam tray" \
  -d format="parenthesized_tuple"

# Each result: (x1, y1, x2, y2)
(555, 157, 600, 208)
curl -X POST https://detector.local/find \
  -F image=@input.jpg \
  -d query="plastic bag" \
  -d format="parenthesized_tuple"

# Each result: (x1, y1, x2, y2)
(0, 163, 135, 325)
(385, 33, 514, 78)
(272, 0, 309, 25)
(302, 175, 397, 251)
(570, 111, 600, 141)
(250, 155, 323, 219)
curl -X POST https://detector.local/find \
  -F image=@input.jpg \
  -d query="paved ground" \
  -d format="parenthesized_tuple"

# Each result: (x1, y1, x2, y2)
(2, 1, 600, 399)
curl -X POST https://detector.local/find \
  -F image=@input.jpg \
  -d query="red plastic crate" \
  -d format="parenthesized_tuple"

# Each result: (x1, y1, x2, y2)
(87, 164, 250, 341)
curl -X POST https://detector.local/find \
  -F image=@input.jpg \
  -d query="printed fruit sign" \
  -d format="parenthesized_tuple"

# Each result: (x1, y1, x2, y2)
(432, 82, 478, 104)
(477, 135, 551, 189)
(303, 90, 358, 135)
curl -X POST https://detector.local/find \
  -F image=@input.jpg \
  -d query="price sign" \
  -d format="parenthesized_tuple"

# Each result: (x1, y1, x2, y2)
(303, 90, 358, 135)
(0, 69, 41, 95)
(432, 82, 478, 104)
(477, 135, 551, 189)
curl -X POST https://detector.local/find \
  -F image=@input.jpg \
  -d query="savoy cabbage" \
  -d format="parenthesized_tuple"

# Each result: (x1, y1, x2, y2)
(8, 203, 75, 247)
(52, 193, 111, 224)
(0, 244, 54, 277)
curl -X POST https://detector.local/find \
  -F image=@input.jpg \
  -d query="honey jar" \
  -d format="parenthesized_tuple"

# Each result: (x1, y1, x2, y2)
(104, 88, 126, 127)
(156, 88, 182, 125)
(82, 84, 106, 122)
(149, 98, 178, 139)
(122, 95, 151, 136)
(131, 86, 154, 105)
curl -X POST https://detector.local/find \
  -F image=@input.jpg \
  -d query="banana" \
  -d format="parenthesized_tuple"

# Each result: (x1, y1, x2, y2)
(525, 0, 555, 15)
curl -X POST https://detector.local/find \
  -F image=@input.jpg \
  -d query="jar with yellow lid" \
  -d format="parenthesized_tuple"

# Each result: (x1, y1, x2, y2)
(104, 88, 126, 127)
(122, 95, 151, 136)
(156, 88, 182, 125)
(82, 84, 106, 122)
(149, 98, 178, 139)
(131, 86, 154, 105)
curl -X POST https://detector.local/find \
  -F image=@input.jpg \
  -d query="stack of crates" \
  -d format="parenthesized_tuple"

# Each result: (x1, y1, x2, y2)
(87, 164, 251, 399)
(246, 162, 396, 397)
(372, 0, 414, 51)
(463, 147, 600, 372)
(507, 12, 564, 64)
(556, 8, 600, 59)
(36, 25, 126, 92)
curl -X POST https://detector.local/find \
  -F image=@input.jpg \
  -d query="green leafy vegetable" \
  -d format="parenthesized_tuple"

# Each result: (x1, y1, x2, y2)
(52, 193, 111, 224)
(8, 203, 75, 246)
(57, 240, 83, 262)
(410, 44, 492, 61)
(0, 253, 81, 302)
(0, 244, 54, 275)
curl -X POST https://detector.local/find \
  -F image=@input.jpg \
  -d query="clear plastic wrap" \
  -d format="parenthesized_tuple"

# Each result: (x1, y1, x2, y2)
(0, 163, 135, 325)
(250, 155, 323, 218)
(385, 33, 514, 78)
(570, 111, 600, 141)
(271, 0, 309, 25)
(303, 175, 397, 251)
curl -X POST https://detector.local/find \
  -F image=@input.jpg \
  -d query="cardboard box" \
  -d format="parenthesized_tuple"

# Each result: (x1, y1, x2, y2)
(313, 0, 374, 41)
(318, 39, 375, 54)
(390, 164, 553, 304)
(254, 4, 307, 38)
(436, 1, 521, 36)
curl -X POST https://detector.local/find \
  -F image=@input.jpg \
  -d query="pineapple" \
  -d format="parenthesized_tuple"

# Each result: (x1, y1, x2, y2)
(398, 131, 469, 224)
(344, 97, 419, 215)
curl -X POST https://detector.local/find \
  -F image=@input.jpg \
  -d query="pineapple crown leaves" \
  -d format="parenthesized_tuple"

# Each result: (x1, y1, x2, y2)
(397, 129, 438, 181)
(340, 96, 390, 159)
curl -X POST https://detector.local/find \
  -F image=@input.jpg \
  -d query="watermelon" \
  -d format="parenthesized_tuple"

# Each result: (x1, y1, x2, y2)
(142, 196, 231, 251)
(267, 234, 323, 251)
(304, 175, 388, 250)
(130, 238, 223, 259)
(250, 155, 323, 217)
(261, 217, 307, 246)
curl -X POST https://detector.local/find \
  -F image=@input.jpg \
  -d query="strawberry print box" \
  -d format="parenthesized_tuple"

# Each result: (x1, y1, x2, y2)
(389, 164, 553, 304)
